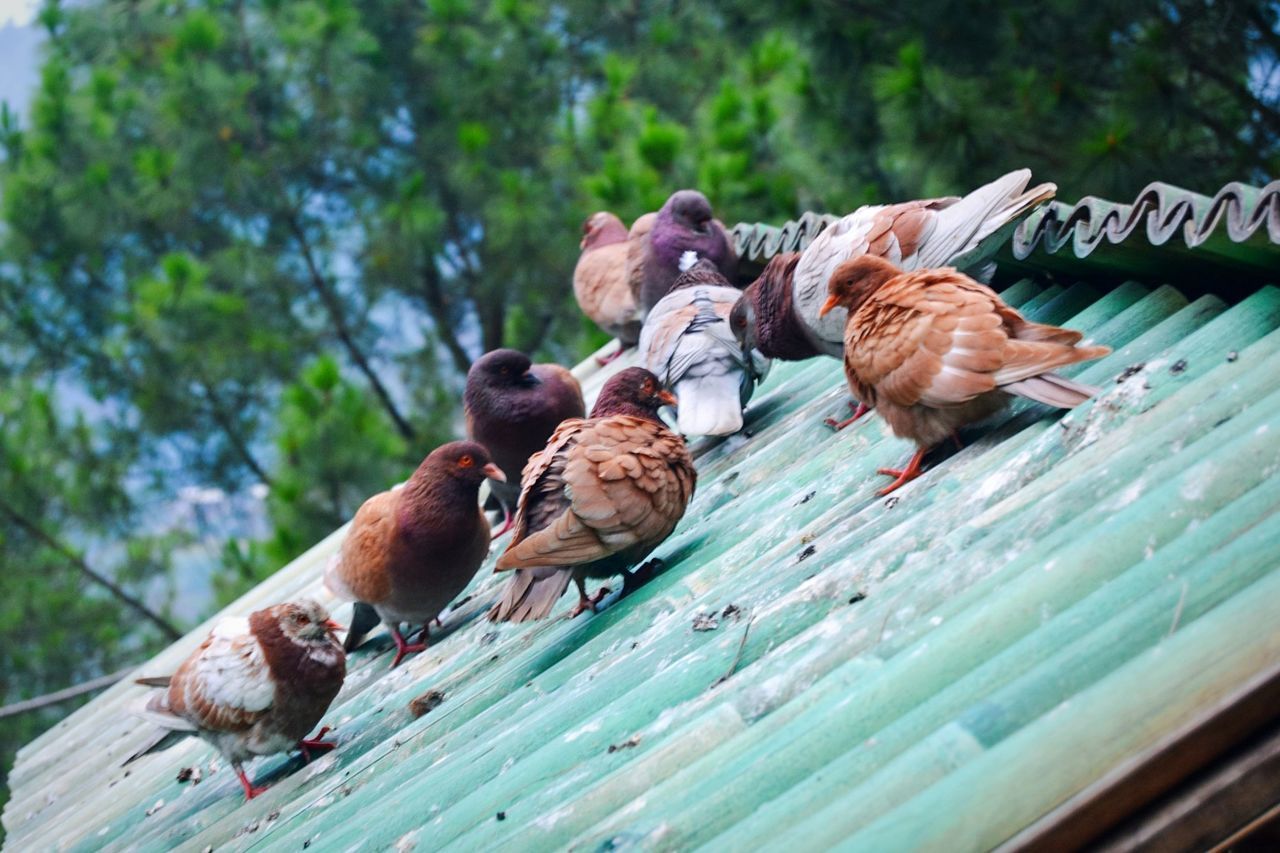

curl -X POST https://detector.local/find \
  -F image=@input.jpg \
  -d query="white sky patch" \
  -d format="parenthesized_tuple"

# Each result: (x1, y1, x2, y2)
(0, 0, 38, 26)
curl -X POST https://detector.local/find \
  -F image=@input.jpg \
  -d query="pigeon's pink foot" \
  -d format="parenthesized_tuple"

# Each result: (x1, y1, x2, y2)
(234, 764, 269, 800)
(389, 625, 428, 668)
(493, 506, 515, 537)
(567, 579, 611, 618)
(876, 447, 928, 496)
(297, 726, 336, 763)
(595, 345, 628, 367)
(824, 401, 870, 432)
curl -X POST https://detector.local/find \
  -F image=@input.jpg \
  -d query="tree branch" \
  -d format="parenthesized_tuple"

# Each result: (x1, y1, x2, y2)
(286, 216, 417, 441)
(419, 260, 475, 377)
(0, 498, 181, 641)
(0, 667, 134, 719)
(518, 309, 557, 355)
(194, 373, 274, 486)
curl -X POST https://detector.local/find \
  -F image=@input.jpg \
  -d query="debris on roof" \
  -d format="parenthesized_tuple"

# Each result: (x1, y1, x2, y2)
(5, 190, 1280, 851)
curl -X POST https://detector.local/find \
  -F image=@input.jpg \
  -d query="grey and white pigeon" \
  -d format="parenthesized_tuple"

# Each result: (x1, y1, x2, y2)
(640, 253, 770, 437)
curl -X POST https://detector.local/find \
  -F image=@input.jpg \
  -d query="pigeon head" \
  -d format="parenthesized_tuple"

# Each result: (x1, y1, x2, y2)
(426, 440, 506, 486)
(664, 190, 715, 234)
(729, 292, 757, 352)
(469, 348, 540, 390)
(820, 255, 902, 318)
(592, 367, 677, 421)
(580, 211, 627, 250)
(734, 253, 819, 361)
(269, 600, 343, 644)
(670, 257, 730, 293)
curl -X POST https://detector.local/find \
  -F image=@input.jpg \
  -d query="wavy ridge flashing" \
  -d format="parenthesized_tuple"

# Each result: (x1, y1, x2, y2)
(730, 211, 837, 265)
(729, 181, 1278, 285)
(1010, 180, 1280, 279)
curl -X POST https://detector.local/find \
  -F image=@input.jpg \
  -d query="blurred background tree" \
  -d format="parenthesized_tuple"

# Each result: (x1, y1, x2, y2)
(0, 0, 1275, 829)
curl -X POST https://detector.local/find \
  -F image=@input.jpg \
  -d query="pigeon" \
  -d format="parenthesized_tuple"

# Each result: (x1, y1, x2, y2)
(640, 254, 771, 436)
(464, 349, 586, 529)
(488, 367, 696, 622)
(624, 211, 657, 318)
(733, 169, 1055, 428)
(631, 189, 737, 316)
(126, 600, 346, 801)
(324, 441, 506, 666)
(820, 255, 1110, 495)
(574, 212, 646, 361)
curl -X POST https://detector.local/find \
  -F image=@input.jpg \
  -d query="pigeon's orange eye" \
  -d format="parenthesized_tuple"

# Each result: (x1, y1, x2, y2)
(459, 454, 474, 468)
(299, 615, 310, 624)
(642, 379, 655, 394)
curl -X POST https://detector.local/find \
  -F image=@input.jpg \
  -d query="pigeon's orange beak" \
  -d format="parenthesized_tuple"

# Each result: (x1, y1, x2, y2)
(818, 294, 840, 318)
(482, 462, 507, 483)
(324, 619, 344, 633)
(658, 389, 678, 407)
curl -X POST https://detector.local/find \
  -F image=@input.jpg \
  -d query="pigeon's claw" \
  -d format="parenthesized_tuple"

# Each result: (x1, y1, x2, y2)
(876, 447, 928, 496)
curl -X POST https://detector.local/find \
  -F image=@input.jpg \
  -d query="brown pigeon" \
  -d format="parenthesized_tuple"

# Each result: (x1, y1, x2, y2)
(126, 600, 346, 801)
(624, 211, 657, 318)
(488, 367, 696, 622)
(574, 211, 647, 361)
(324, 441, 505, 666)
(464, 349, 586, 529)
(631, 190, 737, 316)
(820, 256, 1111, 495)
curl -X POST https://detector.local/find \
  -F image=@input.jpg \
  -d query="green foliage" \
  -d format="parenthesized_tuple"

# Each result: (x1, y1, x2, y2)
(219, 354, 421, 604)
(0, 375, 179, 825)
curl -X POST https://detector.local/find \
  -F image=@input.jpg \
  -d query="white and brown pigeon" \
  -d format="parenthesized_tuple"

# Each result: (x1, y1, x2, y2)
(640, 253, 770, 436)
(488, 368, 696, 622)
(126, 600, 346, 801)
(732, 169, 1055, 428)
(324, 441, 506, 667)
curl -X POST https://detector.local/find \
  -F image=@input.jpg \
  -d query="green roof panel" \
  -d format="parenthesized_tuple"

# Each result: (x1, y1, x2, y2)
(5, 249, 1280, 851)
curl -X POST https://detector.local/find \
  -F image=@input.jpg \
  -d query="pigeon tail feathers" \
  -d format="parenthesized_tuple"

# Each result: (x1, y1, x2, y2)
(1003, 372, 1104, 408)
(488, 566, 574, 622)
(342, 601, 382, 652)
(674, 374, 745, 436)
(931, 169, 1056, 271)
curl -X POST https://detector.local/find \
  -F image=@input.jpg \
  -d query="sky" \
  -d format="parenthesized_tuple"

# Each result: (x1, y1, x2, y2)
(0, 0, 36, 26)
(0, 0, 41, 122)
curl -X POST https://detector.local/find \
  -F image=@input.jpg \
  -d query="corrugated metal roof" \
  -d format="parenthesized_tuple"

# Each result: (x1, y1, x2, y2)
(730, 211, 838, 265)
(6, 239, 1280, 851)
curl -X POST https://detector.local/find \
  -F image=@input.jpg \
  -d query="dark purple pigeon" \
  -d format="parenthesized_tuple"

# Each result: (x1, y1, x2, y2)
(635, 189, 737, 315)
